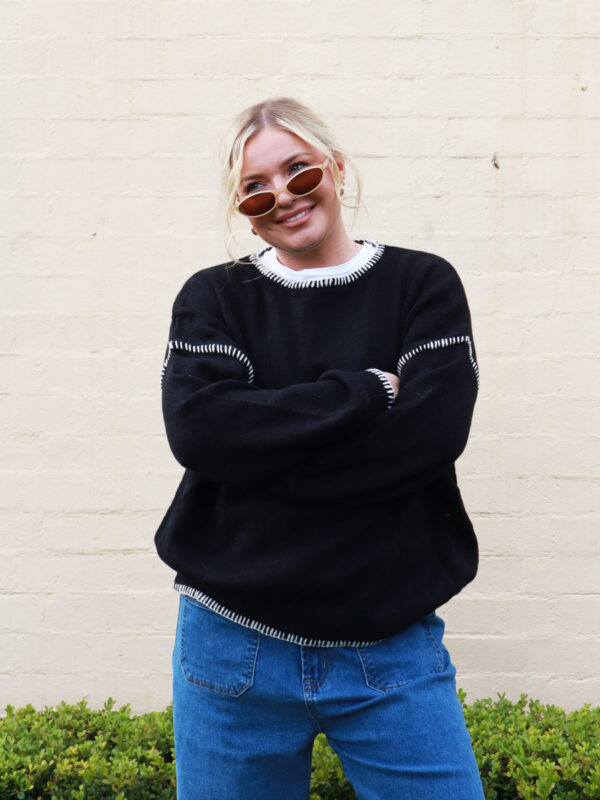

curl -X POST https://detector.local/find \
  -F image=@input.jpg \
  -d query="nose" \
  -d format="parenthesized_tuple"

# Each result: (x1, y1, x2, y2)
(275, 186, 294, 208)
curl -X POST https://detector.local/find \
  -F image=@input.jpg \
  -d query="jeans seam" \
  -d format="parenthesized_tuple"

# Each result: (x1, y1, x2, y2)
(425, 622, 444, 673)
(302, 695, 324, 734)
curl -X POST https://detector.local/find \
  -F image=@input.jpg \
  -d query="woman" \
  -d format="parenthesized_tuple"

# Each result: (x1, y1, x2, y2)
(156, 97, 484, 800)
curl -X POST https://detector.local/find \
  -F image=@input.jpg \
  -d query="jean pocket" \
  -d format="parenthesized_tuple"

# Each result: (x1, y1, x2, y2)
(357, 613, 447, 693)
(177, 595, 260, 697)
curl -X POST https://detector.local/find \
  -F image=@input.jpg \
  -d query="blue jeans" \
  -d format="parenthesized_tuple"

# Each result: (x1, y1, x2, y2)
(172, 594, 484, 800)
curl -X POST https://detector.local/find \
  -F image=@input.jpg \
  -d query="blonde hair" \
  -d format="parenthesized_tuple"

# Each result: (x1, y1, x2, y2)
(220, 97, 362, 259)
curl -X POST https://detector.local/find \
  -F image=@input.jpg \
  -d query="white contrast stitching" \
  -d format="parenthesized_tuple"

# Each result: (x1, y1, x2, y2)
(248, 240, 385, 288)
(161, 340, 255, 386)
(396, 335, 479, 389)
(366, 368, 396, 408)
(174, 583, 383, 648)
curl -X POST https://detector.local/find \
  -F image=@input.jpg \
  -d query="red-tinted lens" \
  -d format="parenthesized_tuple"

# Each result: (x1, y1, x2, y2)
(237, 165, 325, 216)
(237, 191, 276, 217)
(287, 166, 324, 196)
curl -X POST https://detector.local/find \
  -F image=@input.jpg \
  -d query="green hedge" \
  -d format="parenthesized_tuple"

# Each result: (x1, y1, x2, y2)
(1, 693, 599, 799)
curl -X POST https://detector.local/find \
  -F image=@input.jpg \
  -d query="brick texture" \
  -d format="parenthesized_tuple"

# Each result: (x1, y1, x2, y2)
(1, 0, 599, 713)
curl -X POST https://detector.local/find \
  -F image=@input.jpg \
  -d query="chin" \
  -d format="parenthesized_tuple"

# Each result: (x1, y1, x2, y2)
(276, 223, 328, 253)
(278, 236, 325, 257)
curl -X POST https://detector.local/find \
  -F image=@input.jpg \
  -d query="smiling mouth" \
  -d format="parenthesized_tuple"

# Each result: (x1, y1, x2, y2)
(276, 206, 314, 224)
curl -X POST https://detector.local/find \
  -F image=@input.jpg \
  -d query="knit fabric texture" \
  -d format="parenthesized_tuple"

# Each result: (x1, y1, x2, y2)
(156, 242, 479, 645)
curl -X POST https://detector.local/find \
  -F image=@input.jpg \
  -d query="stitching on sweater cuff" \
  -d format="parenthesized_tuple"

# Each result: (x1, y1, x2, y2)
(366, 368, 396, 408)
(396, 335, 479, 389)
(161, 340, 255, 386)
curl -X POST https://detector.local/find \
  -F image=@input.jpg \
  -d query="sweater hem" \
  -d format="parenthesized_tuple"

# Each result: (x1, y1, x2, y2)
(174, 582, 383, 648)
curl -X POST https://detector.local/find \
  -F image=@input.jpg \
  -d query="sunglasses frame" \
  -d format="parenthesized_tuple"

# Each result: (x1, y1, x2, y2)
(234, 158, 331, 218)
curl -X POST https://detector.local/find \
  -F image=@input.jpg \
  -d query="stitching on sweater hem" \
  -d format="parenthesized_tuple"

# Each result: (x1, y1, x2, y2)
(396, 335, 479, 389)
(248, 240, 385, 288)
(175, 583, 383, 648)
(161, 341, 255, 386)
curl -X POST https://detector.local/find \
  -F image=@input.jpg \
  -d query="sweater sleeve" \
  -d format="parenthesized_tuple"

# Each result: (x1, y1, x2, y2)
(265, 256, 479, 503)
(161, 271, 390, 485)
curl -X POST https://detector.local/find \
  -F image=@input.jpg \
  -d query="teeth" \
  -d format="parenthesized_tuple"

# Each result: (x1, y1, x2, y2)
(284, 208, 310, 222)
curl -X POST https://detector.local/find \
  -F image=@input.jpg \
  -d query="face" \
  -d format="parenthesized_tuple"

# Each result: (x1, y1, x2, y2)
(237, 126, 348, 264)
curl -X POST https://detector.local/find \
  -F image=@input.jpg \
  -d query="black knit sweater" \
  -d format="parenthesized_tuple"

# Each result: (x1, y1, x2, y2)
(155, 241, 479, 646)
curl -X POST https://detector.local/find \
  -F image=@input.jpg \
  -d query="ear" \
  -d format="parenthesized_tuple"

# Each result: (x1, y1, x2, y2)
(332, 150, 346, 183)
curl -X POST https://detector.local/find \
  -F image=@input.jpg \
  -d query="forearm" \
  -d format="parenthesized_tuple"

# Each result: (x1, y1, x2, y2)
(162, 344, 390, 485)
(265, 337, 478, 503)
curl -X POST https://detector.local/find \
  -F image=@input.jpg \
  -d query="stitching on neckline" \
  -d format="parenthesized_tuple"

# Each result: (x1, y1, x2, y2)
(248, 240, 385, 288)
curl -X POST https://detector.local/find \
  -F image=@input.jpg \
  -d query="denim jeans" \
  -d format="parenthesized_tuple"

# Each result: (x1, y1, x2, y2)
(172, 594, 484, 800)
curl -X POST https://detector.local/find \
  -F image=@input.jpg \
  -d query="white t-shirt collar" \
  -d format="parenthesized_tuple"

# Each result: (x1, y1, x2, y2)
(251, 240, 383, 287)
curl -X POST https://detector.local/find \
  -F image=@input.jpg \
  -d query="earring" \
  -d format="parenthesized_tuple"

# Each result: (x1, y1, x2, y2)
(340, 181, 346, 197)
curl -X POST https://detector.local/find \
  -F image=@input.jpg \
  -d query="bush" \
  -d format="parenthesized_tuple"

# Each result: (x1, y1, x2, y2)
(0, 699, 175, 800)
(461, 691, 600, 800)
(1, 694, 599, 799)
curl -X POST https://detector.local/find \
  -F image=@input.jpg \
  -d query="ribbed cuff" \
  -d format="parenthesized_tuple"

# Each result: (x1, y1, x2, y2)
(366, 368, 396, 408)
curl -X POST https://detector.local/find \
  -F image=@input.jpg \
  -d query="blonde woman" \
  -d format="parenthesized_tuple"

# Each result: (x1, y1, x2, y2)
(156, 97, 484, 800)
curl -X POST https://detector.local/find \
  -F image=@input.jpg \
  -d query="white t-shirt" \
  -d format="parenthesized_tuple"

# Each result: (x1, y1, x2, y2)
(258, 240, 379, 284)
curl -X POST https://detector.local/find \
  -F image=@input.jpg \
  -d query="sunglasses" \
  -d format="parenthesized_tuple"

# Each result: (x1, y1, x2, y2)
(234, 158, 330, 218)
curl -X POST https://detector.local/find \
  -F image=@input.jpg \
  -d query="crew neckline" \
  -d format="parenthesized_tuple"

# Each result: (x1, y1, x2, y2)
(248, 240, 385, 289)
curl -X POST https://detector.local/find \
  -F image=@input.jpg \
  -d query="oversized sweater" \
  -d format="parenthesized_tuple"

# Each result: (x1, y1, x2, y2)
(155, 241, 480, 647)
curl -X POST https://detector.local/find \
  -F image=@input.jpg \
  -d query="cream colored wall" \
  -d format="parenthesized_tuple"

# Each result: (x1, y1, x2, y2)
(2, 0, 599, 713)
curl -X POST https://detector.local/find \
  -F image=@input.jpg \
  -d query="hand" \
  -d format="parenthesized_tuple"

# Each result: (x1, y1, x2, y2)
(381, 371, 400, 399)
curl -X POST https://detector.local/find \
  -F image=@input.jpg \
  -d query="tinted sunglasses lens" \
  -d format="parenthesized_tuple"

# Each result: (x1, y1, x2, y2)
(237, 165, 325, 216)
(288, 166, 323, 196)
(238, 192, 275, 217)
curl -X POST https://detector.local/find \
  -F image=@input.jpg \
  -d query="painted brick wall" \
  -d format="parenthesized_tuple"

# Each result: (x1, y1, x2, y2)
(1, 0, 598, 712)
